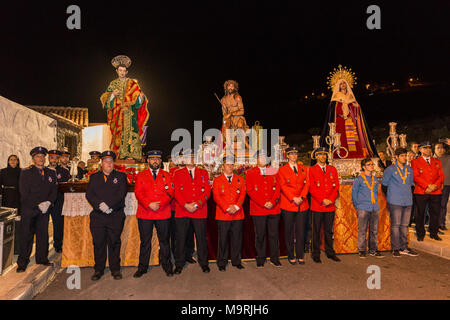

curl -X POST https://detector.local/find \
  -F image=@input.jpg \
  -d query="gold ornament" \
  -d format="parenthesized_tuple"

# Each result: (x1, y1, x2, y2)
(327, 64, 357, 90)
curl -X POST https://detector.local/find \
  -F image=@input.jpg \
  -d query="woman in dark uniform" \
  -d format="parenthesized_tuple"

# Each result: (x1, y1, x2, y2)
(0, 155, 21, 210)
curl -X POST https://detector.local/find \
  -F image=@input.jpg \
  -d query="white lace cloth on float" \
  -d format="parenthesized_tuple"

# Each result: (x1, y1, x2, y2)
(62, 192, 138, 216)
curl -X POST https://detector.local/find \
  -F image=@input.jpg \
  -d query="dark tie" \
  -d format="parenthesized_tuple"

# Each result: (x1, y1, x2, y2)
(322, 167, 326, 174)
(227, 176, 232, 184)
(152, 170, 157, 180)
(189, 170, 193, 180)
(293, 166, 298, 175)
(426, 158, 430, 165)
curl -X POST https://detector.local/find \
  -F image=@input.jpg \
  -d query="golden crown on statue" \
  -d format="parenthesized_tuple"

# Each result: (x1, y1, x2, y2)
(327, 64, 357, 90)
(111, 55, 132, 68)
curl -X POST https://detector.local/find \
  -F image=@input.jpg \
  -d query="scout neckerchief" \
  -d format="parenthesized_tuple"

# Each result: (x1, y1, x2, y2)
(396, 164, 408, 185)
(361, 172, 376, 204)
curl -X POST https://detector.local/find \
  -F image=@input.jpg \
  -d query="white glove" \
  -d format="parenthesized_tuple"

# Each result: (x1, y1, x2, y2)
(38, 201, 51, 214)
(106, 208, 113, 214)
(99, 202, 110, 213)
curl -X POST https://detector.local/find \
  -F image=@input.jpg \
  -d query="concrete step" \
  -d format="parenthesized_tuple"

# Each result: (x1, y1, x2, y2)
(408, 227, 450, 260)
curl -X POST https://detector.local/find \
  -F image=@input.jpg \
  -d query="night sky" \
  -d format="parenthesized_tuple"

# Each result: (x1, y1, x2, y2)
(1, 1, 449, 154)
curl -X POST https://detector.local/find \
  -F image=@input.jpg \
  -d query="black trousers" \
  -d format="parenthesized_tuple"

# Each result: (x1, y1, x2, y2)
(252, 214, 280, 264)
(49, 192, 64, 251)
(311, 211, 336, 258)
(17, 209, 50, 268)
(89, 210, 125, 273)
(175, 217, 208, 268)
(282, 209, 307, 259)
(169, 210, 195, 259)
(414, 194, 441, 237)
(217, 220, 243, 267)
(137, 218, 172, 272)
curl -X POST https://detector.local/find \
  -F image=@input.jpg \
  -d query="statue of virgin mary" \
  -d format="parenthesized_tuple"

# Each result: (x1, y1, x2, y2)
(319, 65, 378, 159)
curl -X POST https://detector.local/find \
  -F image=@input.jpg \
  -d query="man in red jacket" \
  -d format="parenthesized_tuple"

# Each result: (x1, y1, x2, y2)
(309, 147, 341, 263)
(173, 149, 212, 274)
(168, 155, 196, 264)
(412, 142, 445, 241)
(212, 156, 246, 271)
(246, 150, 282, 268)
(278, 146, 310, 265)
(134, 150, 175, 278)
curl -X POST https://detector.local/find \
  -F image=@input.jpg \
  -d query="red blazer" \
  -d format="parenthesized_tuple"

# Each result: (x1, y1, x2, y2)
(278, 163, 310, 212)
(212, 174, 246, 221)
(173, 167, 211, 219)
(412, 157, 444, 195)
(309, 164, 340, 212)
(135, 169, 174, 220)
(245, 166, 281, 216)
(169, 166, 181, 211)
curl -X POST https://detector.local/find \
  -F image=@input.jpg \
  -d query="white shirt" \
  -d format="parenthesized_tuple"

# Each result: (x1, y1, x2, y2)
(259, 167, 266, 176)
(318, 163, 327, 173)
(289, 162, 298, 173)
(423, 156, 431, 164)
(187, 167, 195, 179)
(150, 168, 159, 178)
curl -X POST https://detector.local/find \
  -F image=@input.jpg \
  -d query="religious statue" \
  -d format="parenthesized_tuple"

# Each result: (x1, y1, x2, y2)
(216, 80, 250, 150)
(100, 55, 149, 161)
(319, 65, 378, 159)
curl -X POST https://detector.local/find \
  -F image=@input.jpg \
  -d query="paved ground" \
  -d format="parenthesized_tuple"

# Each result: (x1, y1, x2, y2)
(35, 250, 449, 300)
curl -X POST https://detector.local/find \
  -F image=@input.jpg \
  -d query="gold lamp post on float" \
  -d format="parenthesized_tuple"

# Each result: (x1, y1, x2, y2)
(386, 122, 408, 162)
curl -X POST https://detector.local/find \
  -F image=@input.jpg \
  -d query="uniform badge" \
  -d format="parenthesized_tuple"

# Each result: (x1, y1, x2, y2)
(48, 176, 52, 183)
(165, 185, 169, 190)
(57, 174, 61, 179)
(113, 178, 118, 184)
(237, 189, 240, 194)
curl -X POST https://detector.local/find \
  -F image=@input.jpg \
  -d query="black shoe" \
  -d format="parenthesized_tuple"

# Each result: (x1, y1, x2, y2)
(16, 266, 26, 273)
(297, 259, 305, 265)
(111, 271, 122, 280)
(233, 264, 245, 270)
(359, 251, 366, 259)
(55, 248, 62, 253)
(430, 234, 442, 241)
(133, 269, 147, 278)
(174, 266, 183, 275)
(327, 255, 341, 262)
(438, 230, 445, 235)
(38, 261, 53, 267)
(288, 259, 297, 265)
(201, 265, 210, 273)
(269, 260, 282, 267)
(439, 225, 448, 231)
(256, 261, 264, 268)
(185, 257, 197, 264)
(417, 235, 424, 242)
(165, 268, 174, 277)
(312, 256, 322, 263)
(91, 271, 104, 281)
(218, 265, 226, 272)
(392, 250, 401, 258)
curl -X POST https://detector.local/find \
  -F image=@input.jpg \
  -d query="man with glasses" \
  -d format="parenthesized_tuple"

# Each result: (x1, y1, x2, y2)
(352, 158, 383, 258)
